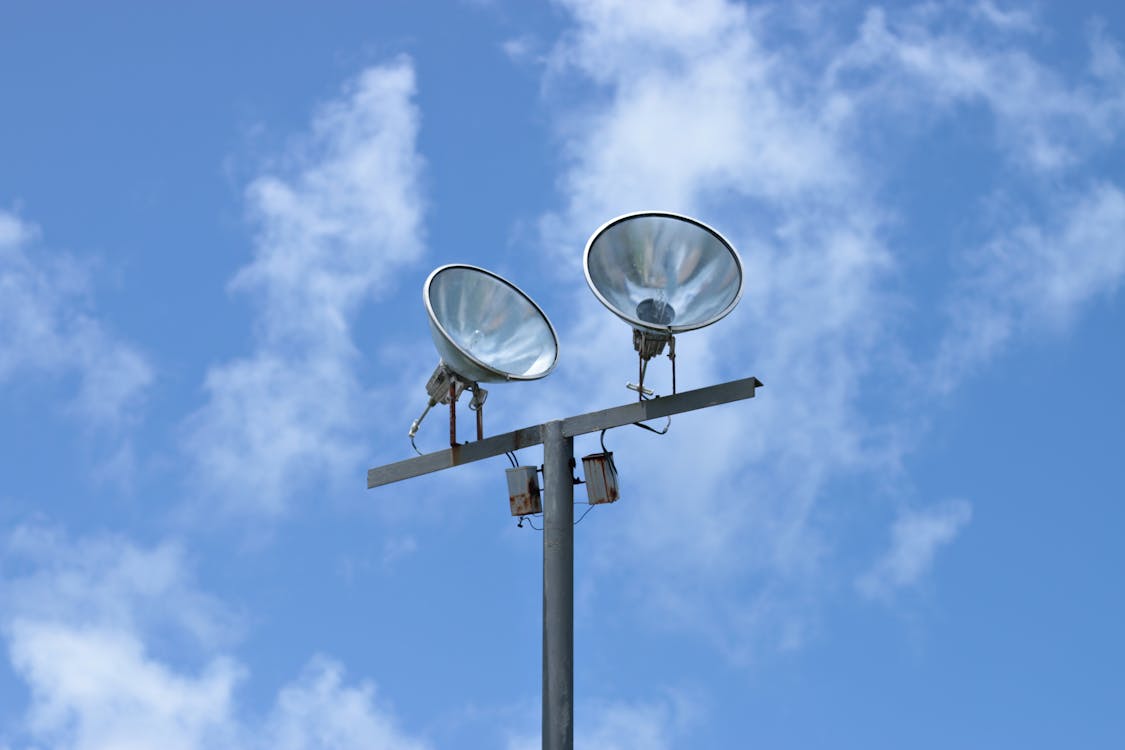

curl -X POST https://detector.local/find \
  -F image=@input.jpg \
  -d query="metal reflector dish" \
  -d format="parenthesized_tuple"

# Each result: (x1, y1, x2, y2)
(425, 264, 559, 383)
(583, 211, 743, 334)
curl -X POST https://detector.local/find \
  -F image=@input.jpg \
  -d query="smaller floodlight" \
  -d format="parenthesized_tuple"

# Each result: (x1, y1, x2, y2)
(584, 211, 743, 396)
(409, 264, 559, 446)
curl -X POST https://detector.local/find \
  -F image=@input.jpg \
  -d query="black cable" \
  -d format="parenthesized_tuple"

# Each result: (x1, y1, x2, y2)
(410, 435, 423, 456)
(596, 431, 619, 475)
(573, 504, 596, 526)
(633, 416, 671, 435)
(518, 515, 542, 531)
(519, 502, 596, 530)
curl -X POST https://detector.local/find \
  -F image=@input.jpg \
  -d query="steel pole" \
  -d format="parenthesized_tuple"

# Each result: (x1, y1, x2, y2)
(542, 419, 574, 750)
(368, 376, 762, 745)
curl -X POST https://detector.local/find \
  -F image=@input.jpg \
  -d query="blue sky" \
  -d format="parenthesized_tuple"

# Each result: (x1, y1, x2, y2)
(1, 1, 1123, 747)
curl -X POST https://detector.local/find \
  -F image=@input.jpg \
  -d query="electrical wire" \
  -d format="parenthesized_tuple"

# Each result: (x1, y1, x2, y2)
(598, 429, 619, 475)
(410, 435, 423, 456)
(518, 501, 597, 530)
(573, 504, 596, 526)
(519, 499, 603, 528)
(603, 409, 671, 437)
(633, 416, 671, 435)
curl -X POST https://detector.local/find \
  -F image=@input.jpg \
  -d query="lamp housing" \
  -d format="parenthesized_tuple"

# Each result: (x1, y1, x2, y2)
(425, 263, 559, 384)
(583, 210, 743, 341)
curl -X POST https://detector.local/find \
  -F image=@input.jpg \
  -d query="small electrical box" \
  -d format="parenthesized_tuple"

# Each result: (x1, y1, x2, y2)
(581, 452, 619, 505)
(506, 465, 542, 516)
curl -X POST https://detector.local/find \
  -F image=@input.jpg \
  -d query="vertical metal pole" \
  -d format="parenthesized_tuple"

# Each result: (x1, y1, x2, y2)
(542, 420, 574, 750)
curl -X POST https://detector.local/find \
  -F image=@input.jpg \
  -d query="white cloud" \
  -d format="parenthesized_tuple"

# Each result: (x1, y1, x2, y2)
(183, 60, 426, 515)
(8, 621, 243, 750)
(972, 1, 1038, 33)
(531, 0, 1125, 659)
(0, 526, 428, 750)
(543, 0, 851, 239)
(0, 525, 241, 748)
(833, 6, 1125, 171)
(265, 658, 428, 750)
(0, 211, 34, 246)
(857, 499, 973, 599)
(1, 525, 235, 650)
(501, 35, 541, 64)
(536, 0, 899, 659)
(506, 692, 697, 750)
(0, 210, 152, 428)
(937, 182, 1125, 383)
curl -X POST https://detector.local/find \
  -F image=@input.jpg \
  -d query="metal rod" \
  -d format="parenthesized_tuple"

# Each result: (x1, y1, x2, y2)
(670, 336, 677, 394)
(367, 375, 765, 747)
(449, 382, 457, 447)
(638, 351, 648, 401)
(369, 376, 762, 488)
(408, 399, 433, 439)
(476, 402, 484, 441)
(542, 420, 574, 750)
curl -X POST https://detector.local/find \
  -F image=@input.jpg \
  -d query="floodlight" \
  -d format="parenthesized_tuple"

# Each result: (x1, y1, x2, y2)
(584, 211, 743, 394)
(409, 264, 559, 445)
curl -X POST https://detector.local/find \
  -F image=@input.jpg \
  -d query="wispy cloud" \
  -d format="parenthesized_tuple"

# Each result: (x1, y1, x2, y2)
(857, 499, 973, 600)
(542, 0, 851, 236)
(529, 0, 1125, 659)
(8, 622, 243, 749)
(534, 0, 900, 660)
(0, 525, 429, 750)
(506, 691, 698, 750)
(833, 6, 1125, 171)
(1, 524, 237, 650)
(937, 182, 1125, 383)
(265, 658, 428, 750)
(972, 1, 1038, 33)
(0, 210, 152, 429)
(183, 60, 426, 516)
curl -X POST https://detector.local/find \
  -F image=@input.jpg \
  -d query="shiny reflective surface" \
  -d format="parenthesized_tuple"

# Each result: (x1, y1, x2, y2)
(425, 264, 558, 382)
(584, 212, 743, 333)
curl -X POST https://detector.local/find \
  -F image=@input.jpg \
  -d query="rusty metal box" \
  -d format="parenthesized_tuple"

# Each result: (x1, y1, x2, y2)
(506, 465, 542, 516)
(581, 452, 619, 505)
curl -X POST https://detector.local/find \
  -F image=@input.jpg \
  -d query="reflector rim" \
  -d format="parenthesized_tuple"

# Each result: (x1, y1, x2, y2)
(423, 263, 560, 381)
(582, 210, 744, 334)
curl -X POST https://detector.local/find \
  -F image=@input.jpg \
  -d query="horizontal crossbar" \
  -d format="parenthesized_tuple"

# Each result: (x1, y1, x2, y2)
(367, 376, 762, 488)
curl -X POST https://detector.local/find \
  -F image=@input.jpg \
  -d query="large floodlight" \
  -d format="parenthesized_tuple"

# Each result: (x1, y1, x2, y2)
(584, 211, 743, 394)
(371, 220, 763, 750)
(409, 264, 559, 445)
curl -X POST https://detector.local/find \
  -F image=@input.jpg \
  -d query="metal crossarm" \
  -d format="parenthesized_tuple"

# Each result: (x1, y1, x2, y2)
(367, 374, 761, 750)
(367, 376, 762, 488)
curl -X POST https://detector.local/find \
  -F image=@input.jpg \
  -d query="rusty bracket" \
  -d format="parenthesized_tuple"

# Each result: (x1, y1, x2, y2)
(448, 382, 457, 446)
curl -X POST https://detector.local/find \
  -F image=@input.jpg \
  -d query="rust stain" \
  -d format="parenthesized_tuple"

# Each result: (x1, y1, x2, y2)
(509, 478, 542, 516)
